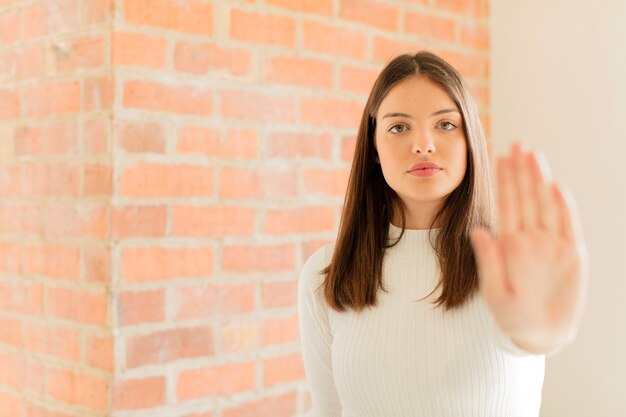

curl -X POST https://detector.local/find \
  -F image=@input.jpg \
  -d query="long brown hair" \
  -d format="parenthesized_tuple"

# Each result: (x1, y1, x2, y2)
(320, 51, 495, 312)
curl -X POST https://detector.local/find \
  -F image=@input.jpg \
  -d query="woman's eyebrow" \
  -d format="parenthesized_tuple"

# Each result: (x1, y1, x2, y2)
(430, 108, 460, 117)
(381, 112, 411, 119)
(381, 108, 460, 119)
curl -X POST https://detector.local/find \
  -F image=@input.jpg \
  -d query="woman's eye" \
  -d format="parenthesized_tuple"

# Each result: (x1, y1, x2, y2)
(388, 124, 407, 134)
(439, 121, 457, 131)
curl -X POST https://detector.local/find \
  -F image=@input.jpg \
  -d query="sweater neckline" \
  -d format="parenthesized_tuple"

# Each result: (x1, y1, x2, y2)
(387, 222, 441, 257)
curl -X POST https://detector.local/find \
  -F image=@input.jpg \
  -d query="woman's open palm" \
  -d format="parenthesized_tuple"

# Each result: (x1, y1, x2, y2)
(470, 143, 590, 353)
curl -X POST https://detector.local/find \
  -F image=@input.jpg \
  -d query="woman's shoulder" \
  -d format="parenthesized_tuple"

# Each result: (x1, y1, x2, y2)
(299, 242, 336, 294)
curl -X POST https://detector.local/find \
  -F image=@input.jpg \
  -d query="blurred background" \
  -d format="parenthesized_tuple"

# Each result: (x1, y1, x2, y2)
(0, 0, 623, 416)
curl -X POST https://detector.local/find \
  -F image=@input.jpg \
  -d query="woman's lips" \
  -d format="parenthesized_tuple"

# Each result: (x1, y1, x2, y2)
(407, 162, 442, 177)
(408, 167, 442, 177)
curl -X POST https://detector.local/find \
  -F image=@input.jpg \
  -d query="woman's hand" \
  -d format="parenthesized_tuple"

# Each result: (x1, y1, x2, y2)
(469, 143, 590, 354)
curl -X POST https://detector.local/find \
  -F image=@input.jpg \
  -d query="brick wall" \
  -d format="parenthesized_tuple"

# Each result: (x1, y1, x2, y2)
(0, 0, 490, 416)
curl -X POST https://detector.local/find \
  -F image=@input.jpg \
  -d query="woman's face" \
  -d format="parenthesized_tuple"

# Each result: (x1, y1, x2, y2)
(374, 76, 467, 219)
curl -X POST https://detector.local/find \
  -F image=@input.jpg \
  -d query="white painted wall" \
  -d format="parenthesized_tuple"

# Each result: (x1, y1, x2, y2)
(491, 0, 626, 414)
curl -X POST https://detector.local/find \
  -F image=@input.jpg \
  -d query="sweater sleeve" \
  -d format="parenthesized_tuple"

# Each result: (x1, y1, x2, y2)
(297, 244, 342, 417)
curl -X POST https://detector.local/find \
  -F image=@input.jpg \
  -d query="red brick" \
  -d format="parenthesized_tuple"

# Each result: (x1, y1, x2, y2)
(264, 55, 333, 89)
(265, 206, 335, 234)
(0, 242, 21, 273)
(468, 81, 490, 109)
(0, 10, 19, 44)
(16, 43, 43, 81)
(123, 80, 212, 115)
(341, 134, 357, 161)
(0, 164, 20, 197)
(0, 205, 39, 237)
(124, 0, 213, 36)
(220, 89, 296, 123)
(177, 126, 258, 159)
(0, 355, 46, 396)
(174, 41, 250, 76)
(302, 167, 351, 197)
(0, 50, 17, 84)
(263, 353, 304, 387)
(372, 36, 423, 63)
(20, 3, 46, 40)
(340, 64, 379, 95)
(0, 317, 22, 347)
(223, 391, 297, 417)
(120, 163, 214, 198)
(15, 120, 78, 156)
(121, 246, 213, 282)
(111, 205, 168, 238)
(220, 321, 260, 353)
(171, 205, 255, 237)
(303, 21, 367, 60)
(84, 75, 114, 111)
(20, 163, 80, 197)
(119, 290, 165, 325)
(47, 368, 108, 412)
(219, 166, 297, 199)
(20, 1, 79, 39)
(116, 120, 166, 153)
(230, 9, 295, 47)
(0, 281, 43, 315)
(14, 125, 43, 155)
(42, 204, 107, 240)
(81, 0, 114, 24)
(0, 88, 19, 120)
(177, 361, 256, 400)
(404, 11, 457, 43)
(83, 163, 112, 196)
(461, 22, 490, 50)
(46, 36, 104, 75)
(126, 327, 214, 368)
(339, 0, 399, 31)
(0, 391, 20, 417)
(436, 49, 487, 79)
(17, 43, 42, 81)
(267, 0, 332, 16)
(85, 334, 113, 372)
(23, 322, 80, 362)
(301, 97, 364, 128)
(113, 31, 167, 67)
(83, 116, 108, 154)
(435, 0, 487, 18)
(113, 377, 166, 410)
(267, 131, 331, 159)
(261, 280, 298, 309)
(262, 316, 299, 346)
(222, 243, 295, 273)
(174, 283, 256, 320)
(47, 287, 108, 325)
(23, 81, 80, 118)
(22, 244, 80, 280)
(0, 351, 22, 388)
(82, 245, 111, 283)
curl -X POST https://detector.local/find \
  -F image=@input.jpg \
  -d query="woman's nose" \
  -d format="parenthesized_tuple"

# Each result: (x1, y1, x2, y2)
(411, 134, 436, 154)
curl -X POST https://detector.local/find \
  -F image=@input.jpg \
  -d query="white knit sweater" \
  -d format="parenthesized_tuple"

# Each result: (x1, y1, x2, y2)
(298, 223, 546, 417)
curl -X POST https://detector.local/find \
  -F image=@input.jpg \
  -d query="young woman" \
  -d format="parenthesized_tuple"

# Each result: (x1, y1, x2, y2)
(297, 51, 589, 417)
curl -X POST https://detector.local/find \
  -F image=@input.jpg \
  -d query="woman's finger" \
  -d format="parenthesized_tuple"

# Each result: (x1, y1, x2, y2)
(529, 150, 560, 233)
(496, 155, 521, 234)
(553, 183, 585, 244)
(512, 143, 540, 229)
